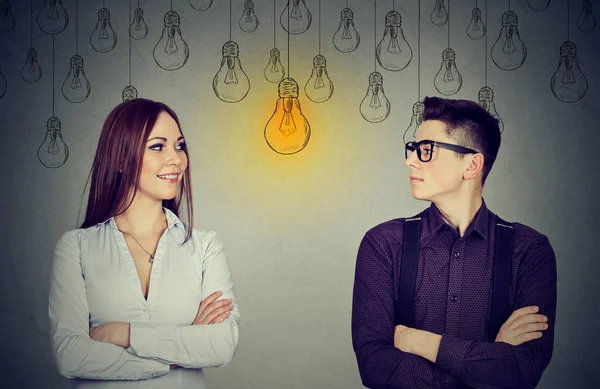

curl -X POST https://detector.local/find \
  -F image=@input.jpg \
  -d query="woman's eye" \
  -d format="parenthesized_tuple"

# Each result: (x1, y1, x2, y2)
(149, 144, 164, 151)
(176, 142, 186, 150)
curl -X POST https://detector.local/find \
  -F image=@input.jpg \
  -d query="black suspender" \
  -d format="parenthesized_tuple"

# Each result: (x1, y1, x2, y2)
(396, 213, 514, 342)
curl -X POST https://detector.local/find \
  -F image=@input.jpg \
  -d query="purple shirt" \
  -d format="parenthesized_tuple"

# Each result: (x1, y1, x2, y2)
(351, 200, 557, 389)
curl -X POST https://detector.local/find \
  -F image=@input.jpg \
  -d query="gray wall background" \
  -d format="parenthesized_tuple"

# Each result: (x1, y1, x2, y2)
(1, 0, 599, 388)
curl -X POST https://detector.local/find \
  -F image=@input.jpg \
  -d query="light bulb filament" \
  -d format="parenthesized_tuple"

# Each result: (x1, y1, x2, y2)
(245, 10, 253, 22)
(135, 17, 143, 30)
(225, 58, 239, 84)
(99, 21, 109, 39)
(369, 88, 382, 109)
(71, 69, 82, 88)
(291, 4, 302, 20)
(314, 69, 325, 89)
(502, 27, 516, 54)
(562, 58, 576, 84)
(387, 28, 401, 54)
(342, 21, 352, 38)
(270, 61, 279, 73)
(165, 27, 179, 54)
(443, 63, 454, 82)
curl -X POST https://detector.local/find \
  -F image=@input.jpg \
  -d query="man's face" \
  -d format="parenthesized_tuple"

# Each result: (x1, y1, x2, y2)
(405, 119, 470, 202)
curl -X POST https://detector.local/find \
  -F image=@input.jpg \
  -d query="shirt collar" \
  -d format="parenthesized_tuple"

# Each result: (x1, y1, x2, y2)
(428, 199, 490, 239)
(97, 207, 186, 231)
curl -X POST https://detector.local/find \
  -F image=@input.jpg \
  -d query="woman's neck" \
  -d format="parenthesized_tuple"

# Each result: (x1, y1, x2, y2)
(114, 197, 166, 237)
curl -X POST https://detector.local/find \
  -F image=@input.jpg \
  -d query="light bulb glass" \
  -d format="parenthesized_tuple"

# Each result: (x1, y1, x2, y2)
(376, 11, 412, 72)
(38, 117, 69, 168)
(550, 41, 588, 103)
(491, 11, 527, 70)
(265, 78, 311, 155)
(130, 7, 148, 40)
(154, 11, 190, 71)
(434, 48, 463, 96)
(21, 48, 43, 83)
(577, 0, 596, 32)
(0, 0, 15, 32)
(213, 41, 250, 103)
(189, 0, 213, 11)
(0, 70, 6, 99)
(264, 48, 285, 83)
(37, 0, 69, 35)
(122, 85, 138, 101)
(90, 8, 118, 53)
(61, 54, 91, 103)
(430, 0, 448, 26)
(526, 0, 551, 11)
(466, 7, 486, 40)
(239, 0, 259, 33)
(305, 54, 333, 103)
(402, 101, 424, 144)
(333, 8, 360, 53)
(280, 0, 312, 35)
(478, 86, 504, 133)
(360, 71, 391, 123)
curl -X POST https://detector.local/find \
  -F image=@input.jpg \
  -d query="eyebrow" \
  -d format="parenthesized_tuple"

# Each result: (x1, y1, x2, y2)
(147, 136, 184, 142)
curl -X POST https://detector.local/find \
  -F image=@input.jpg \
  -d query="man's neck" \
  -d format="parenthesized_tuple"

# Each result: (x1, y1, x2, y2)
(114, 196, 166, 237)
(433, 192, 483, 238)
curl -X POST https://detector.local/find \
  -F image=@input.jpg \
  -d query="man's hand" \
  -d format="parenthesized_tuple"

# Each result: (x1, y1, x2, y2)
(89, 322, 130, 348)
(192, 291, 234, 325)
(394, 325, 441, 363)
(495, 305, 548, 346)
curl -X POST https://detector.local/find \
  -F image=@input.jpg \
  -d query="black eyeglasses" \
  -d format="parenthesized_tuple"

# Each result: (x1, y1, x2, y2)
(405, 140, 480, 163)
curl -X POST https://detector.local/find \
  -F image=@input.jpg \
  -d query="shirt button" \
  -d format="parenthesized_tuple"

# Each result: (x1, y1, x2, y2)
(454, 252, 461, 258)
(451, 295, 458, 302)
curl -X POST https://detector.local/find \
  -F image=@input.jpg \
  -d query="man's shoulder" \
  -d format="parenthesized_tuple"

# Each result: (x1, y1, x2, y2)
(493, 214, 551, 247)
(363, 211, 425, 243)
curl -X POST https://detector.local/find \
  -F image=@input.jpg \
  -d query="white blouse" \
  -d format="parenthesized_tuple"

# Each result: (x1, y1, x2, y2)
(48, 208, 240, 388)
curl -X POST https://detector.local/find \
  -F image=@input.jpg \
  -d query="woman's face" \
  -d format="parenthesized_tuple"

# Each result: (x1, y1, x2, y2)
(136, 111, 188, 203)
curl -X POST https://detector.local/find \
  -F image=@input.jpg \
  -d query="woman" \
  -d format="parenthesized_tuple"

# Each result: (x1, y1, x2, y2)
(48, 98, 240, 388)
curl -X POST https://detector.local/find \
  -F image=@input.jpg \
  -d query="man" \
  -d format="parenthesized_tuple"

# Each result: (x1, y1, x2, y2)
(351, 96, 557, 389)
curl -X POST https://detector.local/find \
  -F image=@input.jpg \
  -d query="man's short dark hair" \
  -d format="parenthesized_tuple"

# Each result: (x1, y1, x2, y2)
(422, 96, 501, 185)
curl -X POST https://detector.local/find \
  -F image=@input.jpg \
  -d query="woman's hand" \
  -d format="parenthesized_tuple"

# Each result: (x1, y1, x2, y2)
(89, 322, 130, 348)
(192, 291, 233, 325)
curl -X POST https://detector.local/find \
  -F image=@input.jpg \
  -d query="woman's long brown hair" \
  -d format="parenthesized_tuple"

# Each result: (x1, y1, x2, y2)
(79, 98, 193, 243)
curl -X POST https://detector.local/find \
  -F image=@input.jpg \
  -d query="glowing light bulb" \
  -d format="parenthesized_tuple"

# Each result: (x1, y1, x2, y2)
(189, 0, 213, 11)
(130, 7, 148, 40)
(122, 85, 138, 101)
(402, 101, 424, 144)
(526, 0, 550, 11)
(280, 0, 312, 35)
(333, 8, 360, 53)
(434, 48, 463, 96)
(577, 0, 595, 32)
(491, 11, 527, 71)
(37, 0, 69, 35)
(360, 71, 391, 123)
(264, 78, 311, 155)
(0, 70, 6, 99)
(466, 7, 486, 40)
(478, 86, 504, 133)
(305, 54, 333, 103)
(376, 11, 412, 72)
(90, 8, 117, 53)
(213, 41, 250, 103)
(61, 55, 91, 103)
(21, 48, 43, 83)
(0, 0, 15, 32)
(154, 11, 189, 71)
(239, 0, 258, 33)
(38, 117, 69, 168)
(264, 48, 285, 83)
(430, 0, 448, 26)
(550, 41, 588, 103)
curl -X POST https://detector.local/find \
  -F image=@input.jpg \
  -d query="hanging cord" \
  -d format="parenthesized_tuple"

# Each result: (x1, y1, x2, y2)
(129, 0, 132, 85)
(76, 0, 78, 54)
(52, 35, 55, 116)
(229, 0, 232, 41)
(508, 0, 510, 11)
(30, 0, 33, 47)
(318, 0, 321, 54)
(287, 0, 290, 76)
(418, 0, 421, 100)
(485, 0, 487, 86)
(567, 0, 570, 41)
(273, 0, 276, 48)
(374, 0, 376, 71)
(447, 0, 450, 48)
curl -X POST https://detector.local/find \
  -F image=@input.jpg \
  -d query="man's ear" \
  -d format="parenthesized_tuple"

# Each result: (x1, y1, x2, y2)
(463, 154, 485, 181)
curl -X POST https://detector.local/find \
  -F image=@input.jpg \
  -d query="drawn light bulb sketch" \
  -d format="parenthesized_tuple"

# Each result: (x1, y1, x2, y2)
(130, 7, 148, 40)
(0, 0, 15, 32)
(550, 41, 588, 103)
(478, 86, 504, 133)
(21, 48, 43, 83)
(38, 117, 69, 168)
(0, 69, 6, 99)
(61, 54, 91, 103)
(305, 54, 333, 103)
(264, 48, 285, 83)
(239, 0, 258, 33)
(526, 0, 550, 11)
(280, 0, 312, 35)
(376, 10, 412, 71)
(154, 11, 189, 71)
(37, 0, 69, 35)
(431, 0, 448, 26)
(264, 78, 311, 155)
(403, 101, 424, 144)
(491, 11, 527, 70)
(90, 8, 117, 53)
(189, 0, 213, 11)
(213, 41, 250, 103)
(122, 85, 138, 101)
(466, 7, 486, 40)
(434, 48, 463, 95)
(360, 71, 391, 123)
(577, 0, 595, 32)
(333, 8, 360, 53)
